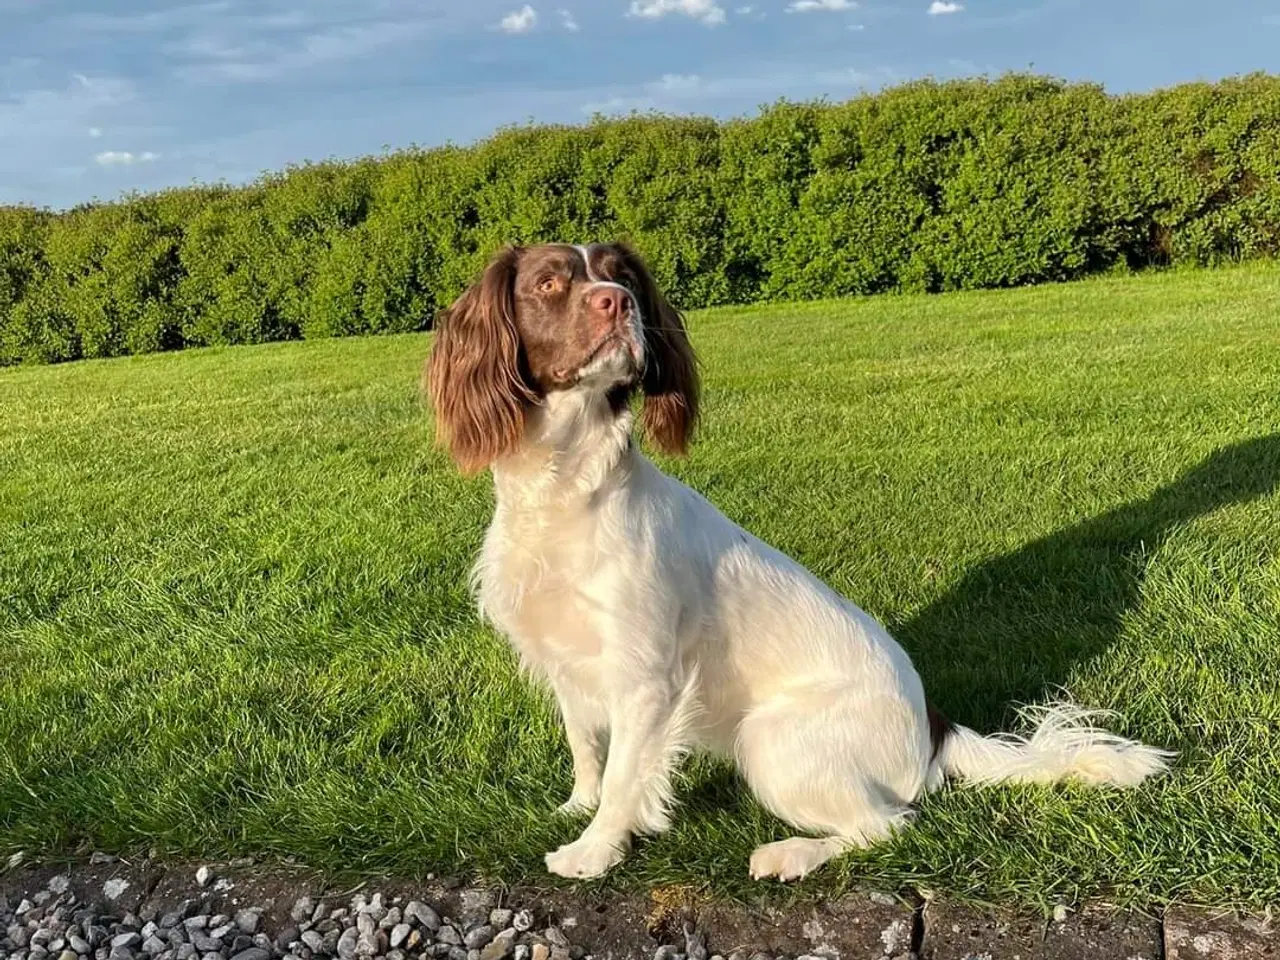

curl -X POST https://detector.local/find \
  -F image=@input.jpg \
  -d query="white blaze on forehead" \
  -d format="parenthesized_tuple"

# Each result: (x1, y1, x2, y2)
(571, 243, 645, 367)
(574, 244, 601, 282)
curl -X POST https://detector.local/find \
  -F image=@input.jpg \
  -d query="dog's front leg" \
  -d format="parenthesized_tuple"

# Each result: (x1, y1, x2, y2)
(548, 675, 606, 816)
(545, 678, 683, 879)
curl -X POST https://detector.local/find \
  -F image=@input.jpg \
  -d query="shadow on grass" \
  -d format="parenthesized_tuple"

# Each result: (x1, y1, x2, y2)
(891, 433, 1280, 731)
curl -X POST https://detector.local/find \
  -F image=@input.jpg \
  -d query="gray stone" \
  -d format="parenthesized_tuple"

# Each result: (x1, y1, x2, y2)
(188, 936, 220, 954)
(290, 902, 315, 927)
(1165, 908, 1274, 960)
(194, 870, 212, 890)
(335, 928, 359, 960)
(458, 895, 493, 924)
(922, 902, 1160, 960)
(543, 930, 569, 952)
(448, 949, 467, 960)
(404, 905, 440, 935)
(463, 929, 493, 952)
(175, 946, 196, 960)
(479, 931, 515, 960)
(276, 927, 300, 951)
(355, 916, 374, 940)
(58, 951, 80, 960)
(299, 932, 324, 955)
(682, 926, 707, 960)
(486, 914, 512, 934)
(389, 926, 412, 951)
(229, 949, 269, 960)
(69, 936, 90, 954)
(180, 922, 206, 935)
(141, 940, 165, 957)
(435, 929, 461, 948)
(509, 914, 532, 936)
(47, 879, 71, 897)
(109, 937, 140, 952)
(226, 937, 251, 955)
(233, 914, 260, 937)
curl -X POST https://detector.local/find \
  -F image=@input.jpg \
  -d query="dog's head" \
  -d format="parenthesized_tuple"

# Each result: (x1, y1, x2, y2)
(425, 243, 699, 474)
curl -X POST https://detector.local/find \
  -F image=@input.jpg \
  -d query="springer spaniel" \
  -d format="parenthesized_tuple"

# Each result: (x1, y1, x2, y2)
(425, 242, 1174, 882)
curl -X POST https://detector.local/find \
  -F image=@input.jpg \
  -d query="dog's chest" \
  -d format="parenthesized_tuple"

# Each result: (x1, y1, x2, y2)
(476, 510, 609, 669)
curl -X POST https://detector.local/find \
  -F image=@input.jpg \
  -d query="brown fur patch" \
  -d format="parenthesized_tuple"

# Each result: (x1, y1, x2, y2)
(927, 702, 952, 761)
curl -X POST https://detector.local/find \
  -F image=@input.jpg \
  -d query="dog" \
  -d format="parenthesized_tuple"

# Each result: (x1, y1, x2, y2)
(424, 241, 1175, 882)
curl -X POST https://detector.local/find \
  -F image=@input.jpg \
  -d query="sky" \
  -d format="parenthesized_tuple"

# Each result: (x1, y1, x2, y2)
(2, 0, 1278, 209)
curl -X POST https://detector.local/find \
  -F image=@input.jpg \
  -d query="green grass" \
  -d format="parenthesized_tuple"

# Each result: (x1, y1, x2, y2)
(3, 264, 1280, 910)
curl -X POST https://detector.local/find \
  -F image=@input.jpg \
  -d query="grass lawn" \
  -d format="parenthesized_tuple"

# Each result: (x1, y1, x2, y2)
(3, 264, 1279, 911)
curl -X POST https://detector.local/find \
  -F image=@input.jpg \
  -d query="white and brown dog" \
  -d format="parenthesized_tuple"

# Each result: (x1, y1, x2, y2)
(425, 242, 1174, 882)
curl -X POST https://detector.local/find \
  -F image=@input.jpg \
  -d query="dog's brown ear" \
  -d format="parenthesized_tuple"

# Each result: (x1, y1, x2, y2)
(616, 244, 700, 456)
(425, 247, 535, 474)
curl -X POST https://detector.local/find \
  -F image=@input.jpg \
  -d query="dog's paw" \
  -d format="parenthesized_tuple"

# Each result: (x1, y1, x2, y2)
(748, 838, 838, 883)
(556, 791, 599, 818)
(544, 834, 626, 879)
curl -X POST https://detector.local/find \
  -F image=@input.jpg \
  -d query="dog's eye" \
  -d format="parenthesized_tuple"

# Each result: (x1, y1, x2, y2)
(537, 276, 560, 294)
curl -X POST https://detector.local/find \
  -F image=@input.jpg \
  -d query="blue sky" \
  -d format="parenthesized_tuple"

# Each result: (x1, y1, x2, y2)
(2, 0, 1278, 209)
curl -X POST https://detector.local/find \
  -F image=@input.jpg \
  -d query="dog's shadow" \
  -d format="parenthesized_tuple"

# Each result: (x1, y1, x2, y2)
(674, 434, 1280, 836)
(888, 433, 1280, 731)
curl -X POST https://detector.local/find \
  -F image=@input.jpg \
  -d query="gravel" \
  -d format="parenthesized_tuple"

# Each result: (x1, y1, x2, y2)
(0, 869, 818, 960)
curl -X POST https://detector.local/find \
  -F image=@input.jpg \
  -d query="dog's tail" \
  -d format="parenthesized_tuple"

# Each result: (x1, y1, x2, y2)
(930, 701, 1175, 788)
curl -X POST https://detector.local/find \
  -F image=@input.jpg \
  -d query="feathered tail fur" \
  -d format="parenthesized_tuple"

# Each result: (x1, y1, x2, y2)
(932, 702, 1175, 788)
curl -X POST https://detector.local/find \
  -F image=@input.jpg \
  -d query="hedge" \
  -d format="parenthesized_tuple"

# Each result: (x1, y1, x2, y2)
(2, 73, 1279, 366)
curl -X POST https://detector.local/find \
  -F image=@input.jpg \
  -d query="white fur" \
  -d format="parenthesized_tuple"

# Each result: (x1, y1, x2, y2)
(469, 336, 1175, 882)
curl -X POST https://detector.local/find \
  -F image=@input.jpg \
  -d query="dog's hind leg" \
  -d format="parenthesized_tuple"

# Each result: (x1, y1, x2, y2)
(735, 687, 925, 881)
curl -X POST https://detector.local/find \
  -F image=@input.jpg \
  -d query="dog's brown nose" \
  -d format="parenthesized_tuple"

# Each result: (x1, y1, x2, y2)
(589, 287, 628, 321)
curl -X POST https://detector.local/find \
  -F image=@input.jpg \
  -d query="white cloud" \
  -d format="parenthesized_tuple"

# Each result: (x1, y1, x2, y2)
(94, 150, 158, 166)
(655, 73, 703, 93)
(627, 0, 726, 26)
(177, 18, 437, 82)
(787, 0, 856, 12)
(88, 126, 103, 137)
(558, 8, 579, 30)
(499, 5, 538, 33)
(582, 65, 892, 115)
(61, 2, 233, 33)
(928, 1, 964, 13)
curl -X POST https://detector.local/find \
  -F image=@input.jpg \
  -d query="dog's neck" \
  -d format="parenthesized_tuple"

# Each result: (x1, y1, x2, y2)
(491, 386, 636, 511)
